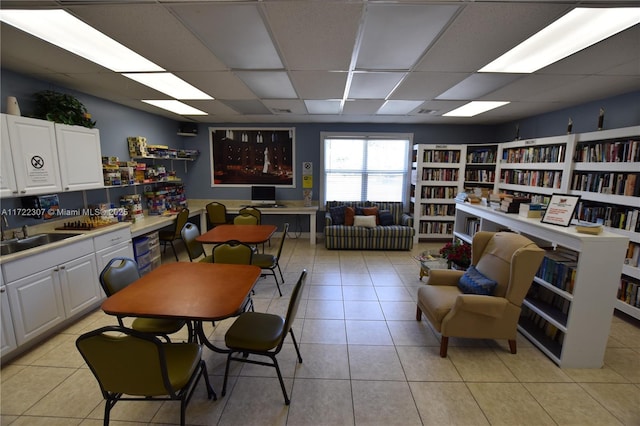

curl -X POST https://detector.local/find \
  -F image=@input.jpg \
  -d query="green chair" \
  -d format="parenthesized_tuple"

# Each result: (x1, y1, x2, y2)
(239, 206, 261, 224)
(222, 270, 307, 405)
(206, 201, 229, 230)
(76, 325, 216, 426)
(159, 208, 190, 261)
(233, 213, 258, 225)
(212, 240, 255, 312)
(99, 257, 192, 341)
(180, 222, 213, 263)
(252, 223, 289, 296)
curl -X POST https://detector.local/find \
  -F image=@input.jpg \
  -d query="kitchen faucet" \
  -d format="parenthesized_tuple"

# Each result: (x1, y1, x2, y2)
(1, 213, 8, 241)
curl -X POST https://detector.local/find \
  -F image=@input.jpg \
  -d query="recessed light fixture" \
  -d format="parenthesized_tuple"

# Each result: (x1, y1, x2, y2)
(0, 9, 163, 72)
(479, 8, 640, 74)
(443, 101, 509, 117)
(142, 100, 207, 116)
(123, 73, 213, 100)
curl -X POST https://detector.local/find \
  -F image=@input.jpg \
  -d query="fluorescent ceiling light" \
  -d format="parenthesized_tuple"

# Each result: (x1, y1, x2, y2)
(123, 73, 213, 100)
(444, 101, 509, 117)
(142, 100, 207, 116)
(0, 9, 163, 72)
(480, 8, 640, 73)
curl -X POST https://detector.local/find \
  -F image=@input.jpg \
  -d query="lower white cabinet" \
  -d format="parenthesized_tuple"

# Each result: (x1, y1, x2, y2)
(94, 228, 134, 292)
(1, 281, 18, 357)
(59, 253, 100, 318)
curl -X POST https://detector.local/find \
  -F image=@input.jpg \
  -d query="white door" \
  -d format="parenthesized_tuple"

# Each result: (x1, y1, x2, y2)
(0, 114, 18, 198)
(55, 123, 104, 191)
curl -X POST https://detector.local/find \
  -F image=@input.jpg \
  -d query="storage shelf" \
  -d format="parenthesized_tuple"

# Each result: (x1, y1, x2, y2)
(131, 155, 196, 161)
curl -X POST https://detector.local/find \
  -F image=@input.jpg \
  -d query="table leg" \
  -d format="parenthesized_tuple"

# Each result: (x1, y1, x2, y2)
(309, 213, 316, 245)
(194, 320, 230, 353)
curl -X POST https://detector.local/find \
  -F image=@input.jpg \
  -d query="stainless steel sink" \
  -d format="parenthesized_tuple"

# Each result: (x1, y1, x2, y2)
(0, 233, 79, 255)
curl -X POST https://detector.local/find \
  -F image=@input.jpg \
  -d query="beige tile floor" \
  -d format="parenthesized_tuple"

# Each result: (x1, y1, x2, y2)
(1, 237, 639, 425)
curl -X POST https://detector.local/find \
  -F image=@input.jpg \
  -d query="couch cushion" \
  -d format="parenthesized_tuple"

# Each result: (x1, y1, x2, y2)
(329, 205, 346, 225)
(345, 207, 355, 226)
(458, 266, 498, 296)
(354, 215, 376, 228)
(378, 209, 394, 226)
(361, 206, 379, 224)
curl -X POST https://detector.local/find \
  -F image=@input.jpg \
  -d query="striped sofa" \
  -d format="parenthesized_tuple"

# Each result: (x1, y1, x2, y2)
(324, 201, 414, 250)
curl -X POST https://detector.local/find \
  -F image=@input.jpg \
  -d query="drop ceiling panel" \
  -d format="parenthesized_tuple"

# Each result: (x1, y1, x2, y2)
(525, 75, 640, 104)
(68, 4, 228, 72)
(390, 72, 470, 100)
(356, 3, 459, 70)
(220, 99, 272, 115)
(174, 71, 256, 100)
(342, 100, 385, 115)
(349, 72, 405, 99)
(262, 99, 307, 115)
(415, 2, 569, 73)
(436, 73, 522, 100)
(235, 71, 297, 98)
(289, 71, 347, 99)
(264, 1, 363, 71)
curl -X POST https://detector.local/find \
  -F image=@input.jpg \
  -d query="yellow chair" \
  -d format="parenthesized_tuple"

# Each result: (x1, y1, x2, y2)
(212, 240, 255, 312)
(180, 222, 213, 263)
(222, 270, 307, 405)
(159, 208, 189, 261)
(206, 201, 229, 230)
(76, 325, 216, 426)
(416, 231, 544, 357)
(239, 206, 261, 224)
(99, 257, 192, 341)
(252, 223, 289, 296)
(233, 213, 258, 225)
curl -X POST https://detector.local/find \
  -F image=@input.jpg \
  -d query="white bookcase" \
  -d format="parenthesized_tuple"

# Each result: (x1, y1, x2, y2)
(453, 202, 628, 368)
(464, 143, 498, 193)
(411, 144, 466, 242)
(569, 126, 640, 320)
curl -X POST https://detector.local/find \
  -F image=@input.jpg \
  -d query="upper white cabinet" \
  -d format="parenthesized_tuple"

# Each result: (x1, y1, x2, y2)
(2, 114, 61, 196)
(55, 123, 104, 191)
(0, 115, 18, 197)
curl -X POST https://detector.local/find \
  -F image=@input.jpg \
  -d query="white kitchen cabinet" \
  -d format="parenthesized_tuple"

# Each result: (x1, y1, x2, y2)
(94, 227, 134, 296)
(59, 253, 100, 318)
(0, 115, 19, 197)
(55, 123, 104, 191)
(3, 114, 61, 196)
(1, 270, 17, 357)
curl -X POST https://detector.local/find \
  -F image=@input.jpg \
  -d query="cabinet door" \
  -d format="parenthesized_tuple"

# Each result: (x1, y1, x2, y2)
(59, 253, 101, 317)
(6, 115, 61, 196)
(0, 115, 18, 198)
(7, 268, 65, 345)
(1, 283, 18, 357)
(95, 241, 134, 274)
(55, 123, 104, 191)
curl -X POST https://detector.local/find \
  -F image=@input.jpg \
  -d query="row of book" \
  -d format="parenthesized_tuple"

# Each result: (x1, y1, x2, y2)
(498, 195, 531, 213)
(500, 170, 562, 189)
(520, 305, 565, 345)
(535, 249, 578, 294)
(419, 203, 456, 216)
(625, 242, 640, 268)
(421, 150, 461, 164)
(466, 149, 497, 164)
(574, 139, 640, 163)
(420, 186, 459, 199)
(527, 283, 572, 318)
(575, 203, 639, 232)
(465, 169, 495, 183)
(618, 278, 640, 308)
(421, 168, 459, 181)
(463, 217, 481, 236)
(502, 144, 565, 164)
(570, 172, 639, 197)
(417, 221, 454, 235)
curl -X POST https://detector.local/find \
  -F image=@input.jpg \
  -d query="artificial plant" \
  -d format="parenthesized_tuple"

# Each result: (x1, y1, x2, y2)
(33, 90, 96, 128)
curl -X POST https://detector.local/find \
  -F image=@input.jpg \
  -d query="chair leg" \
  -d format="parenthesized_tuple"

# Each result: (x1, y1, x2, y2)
(199, 360, 217, 400)
(222, 352, 233, 396)
(289, 329, 303, 363)
(270, 354, 290, 405)
(416, 305, 422, 321)
(170, 241, 179, 262)
(508, 339, 517, 354)
(440, 336, 449, 357)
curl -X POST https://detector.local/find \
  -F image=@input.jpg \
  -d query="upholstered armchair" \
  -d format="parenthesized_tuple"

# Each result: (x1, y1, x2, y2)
(416, 231, 544, 357)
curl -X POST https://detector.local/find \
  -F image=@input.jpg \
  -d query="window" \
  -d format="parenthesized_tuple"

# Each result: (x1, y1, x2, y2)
(321, 133, 412, 205)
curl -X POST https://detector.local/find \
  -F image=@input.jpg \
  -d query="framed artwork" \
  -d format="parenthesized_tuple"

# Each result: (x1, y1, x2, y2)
(209, 127, 295, 187)
(541, 193, 581, 227)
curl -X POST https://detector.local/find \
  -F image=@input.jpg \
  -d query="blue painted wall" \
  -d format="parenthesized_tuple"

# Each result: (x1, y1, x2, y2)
(2, 68, 639, 232)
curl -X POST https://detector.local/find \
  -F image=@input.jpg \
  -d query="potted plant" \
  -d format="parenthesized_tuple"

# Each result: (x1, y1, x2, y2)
(439, 240, 471, 270)
(33, 90, 96, 128)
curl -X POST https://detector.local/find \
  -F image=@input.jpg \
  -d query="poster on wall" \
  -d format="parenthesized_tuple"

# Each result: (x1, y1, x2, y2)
(209, 127, 295, 187)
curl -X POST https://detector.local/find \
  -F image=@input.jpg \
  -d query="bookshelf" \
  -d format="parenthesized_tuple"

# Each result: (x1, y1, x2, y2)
(495, 135, 576, 200)
(453, 202, 628, 368)
(569, 126, 640, 320)
(411, 144, 466, 242)
(464, 144, 498, 194)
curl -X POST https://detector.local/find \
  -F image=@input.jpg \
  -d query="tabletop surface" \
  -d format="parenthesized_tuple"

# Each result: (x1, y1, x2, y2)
(196, 224, 277, 244)
(101, 262, 261, 321)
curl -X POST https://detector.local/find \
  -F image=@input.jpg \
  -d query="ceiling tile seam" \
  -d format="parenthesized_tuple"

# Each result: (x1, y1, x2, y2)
(340, 2, 369, 114)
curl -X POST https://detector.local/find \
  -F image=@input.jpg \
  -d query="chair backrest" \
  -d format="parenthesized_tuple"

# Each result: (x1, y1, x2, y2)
(212, 240, 253, 264)
(233, 213, 258, 225)
(99, 257, 140, 296)
(473, 231, 545, 304)
(274, 222, 290, 261)
(239, 207, 261, 224)
(76, 325, 191, 397)
(280, 270, 307, 345)
(206, 202, 227, 226)
(180, 222, 205, 261)
(171, 208, 190, 239)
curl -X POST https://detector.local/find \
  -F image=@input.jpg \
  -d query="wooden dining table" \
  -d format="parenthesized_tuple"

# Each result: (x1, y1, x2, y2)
(101, 262, 262, 352)
(196, 224, 277, 245)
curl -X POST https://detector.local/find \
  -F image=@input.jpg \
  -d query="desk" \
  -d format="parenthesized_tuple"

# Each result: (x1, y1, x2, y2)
(101, 262, 261, 352)
(189, 200, 319, 245)
(196, 224, 277, 245)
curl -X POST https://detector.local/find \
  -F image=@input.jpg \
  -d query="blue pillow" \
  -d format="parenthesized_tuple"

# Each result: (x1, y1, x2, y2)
(378, 209, 394, 226)
(329, 205, 346, 225)
(458, 266, 497, 295)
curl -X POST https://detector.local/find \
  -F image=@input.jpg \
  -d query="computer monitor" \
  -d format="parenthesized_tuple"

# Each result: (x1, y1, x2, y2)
(251, 186, 276, 205)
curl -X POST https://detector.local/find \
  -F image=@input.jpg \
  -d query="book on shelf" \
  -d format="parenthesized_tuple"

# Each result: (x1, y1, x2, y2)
(572, 220, 603, 235)
(624, 242, 640, 268)
(499, 196, 531, 213)
(618, 278, 640, 308)
(519, 203, 545, 218)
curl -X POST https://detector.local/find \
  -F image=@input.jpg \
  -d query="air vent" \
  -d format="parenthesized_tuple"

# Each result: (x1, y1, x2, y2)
(271, 108, 293, 114)
(417, 109, 439, 115)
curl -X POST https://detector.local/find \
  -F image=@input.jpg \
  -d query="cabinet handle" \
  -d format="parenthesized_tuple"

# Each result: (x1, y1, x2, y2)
(54, 267, 59, 271)
(0, 288, 5, 293)
(20, 190, 26, 193)
(59, 265, 65, 270)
